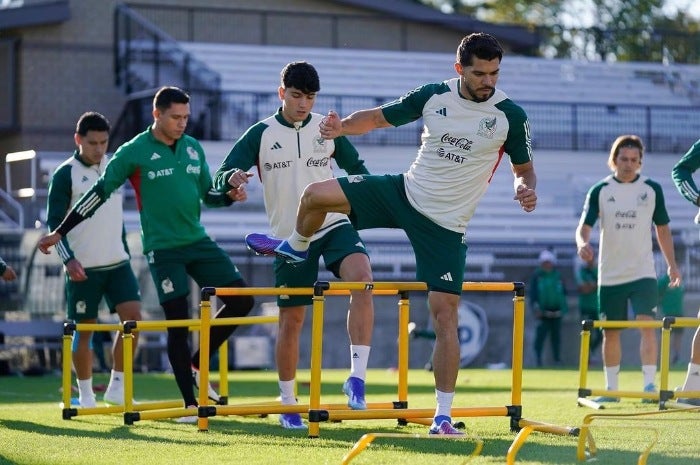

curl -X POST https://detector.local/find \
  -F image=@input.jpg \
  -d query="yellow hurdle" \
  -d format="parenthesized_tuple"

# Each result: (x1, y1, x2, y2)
(193, 281, 574, 440)
(577, 316, 700, 409)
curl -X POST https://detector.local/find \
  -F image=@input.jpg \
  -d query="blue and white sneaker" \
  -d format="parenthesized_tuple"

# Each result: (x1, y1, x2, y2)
(279, 413, 307, 429)
(429, 415, 465, 436)
(342, 376, 367, 410)
(641, 383, 658, 404)
(245, 234, 308, 264)
(592, 395, 620, 403)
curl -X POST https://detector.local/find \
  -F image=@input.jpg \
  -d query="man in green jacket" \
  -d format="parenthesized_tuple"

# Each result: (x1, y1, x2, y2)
(37, 87, 254, 421)
(530, 249, 568, 367)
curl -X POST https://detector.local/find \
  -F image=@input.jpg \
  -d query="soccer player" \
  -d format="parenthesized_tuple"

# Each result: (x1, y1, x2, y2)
(45, 111, 142, 407)
(246, 33, 538, 435)
(671, 138, 700, 405)
(37, 87, 254, 422)
(214, 62, 373, 429)
(576, 134, 681, 403)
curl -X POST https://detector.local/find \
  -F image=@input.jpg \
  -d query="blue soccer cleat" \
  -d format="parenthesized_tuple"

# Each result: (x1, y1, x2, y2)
(245, 233, 308, 264)
(342, 376, 367, 410)
(279, 413, 307, 430)
(641, 383, 658, 404)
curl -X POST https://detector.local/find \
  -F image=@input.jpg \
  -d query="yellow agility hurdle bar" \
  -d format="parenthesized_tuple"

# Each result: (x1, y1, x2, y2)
(578, 319, 667, 409)
(120, 312, 280, 425)
(194, 286, 399, 431)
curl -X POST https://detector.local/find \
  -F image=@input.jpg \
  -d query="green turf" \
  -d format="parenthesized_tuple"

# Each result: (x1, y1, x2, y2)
(0, 368, 698, 464)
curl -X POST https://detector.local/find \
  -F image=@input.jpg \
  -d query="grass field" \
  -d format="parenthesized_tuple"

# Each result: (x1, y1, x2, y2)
(0, 367, 698, 465)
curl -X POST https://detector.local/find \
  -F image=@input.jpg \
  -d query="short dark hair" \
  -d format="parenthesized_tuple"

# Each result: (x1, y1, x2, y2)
(280, 61, 320, 94)
(456, 32, 503, 67)
(153, 86, 190, 111)
(75, 111, 110, 136)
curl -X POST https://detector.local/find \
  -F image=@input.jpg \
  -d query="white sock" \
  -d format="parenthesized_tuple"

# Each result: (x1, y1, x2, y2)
(349, 345, 370, 380)
(110, 370, 123, 384)
(604, 365, 620, 391)
(278, 379, 297, 405)
(433, 389, 454, 419)
(682, 363, 700, 390)
(77, 377, 94, 399)
(641, 365, 657, 387)
(287, 230, 311, 251)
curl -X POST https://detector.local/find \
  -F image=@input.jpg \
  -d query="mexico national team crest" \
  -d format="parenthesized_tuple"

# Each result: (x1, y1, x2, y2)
(187, 146, 198, 160)
(457, 300, 489, 367)
(477, 117, 497, 139)
(313, 136, 326, 153)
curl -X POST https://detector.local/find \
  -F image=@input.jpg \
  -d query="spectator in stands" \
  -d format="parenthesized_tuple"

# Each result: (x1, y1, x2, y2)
(657, 272, 685, 365)
(576, 134, 681, 404)
(43, 112, 142, 408)
(37, 88, 254, 422)
(530, 249, 568, 367)
(670, 138, 700, 405)
(0, 255, 17, 281)
(246, 32, 538, 435)
(574, 254, 602, 363)
(213, 61, 373, 430)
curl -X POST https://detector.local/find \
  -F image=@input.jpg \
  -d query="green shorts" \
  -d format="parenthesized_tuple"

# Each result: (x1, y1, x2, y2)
(338, 174, 466, 295)
(147, 236, 242, 304)
(66, 260, 140, 321)
(599, 278, 658, 321)
(275, 222, 367, 307)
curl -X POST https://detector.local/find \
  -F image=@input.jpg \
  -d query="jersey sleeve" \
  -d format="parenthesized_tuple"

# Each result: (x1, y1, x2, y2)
(672, 139, 700, 205)
(193, 140, 233, 208)
(647, 179, 671, 226)
(580, 182, 603, 227)
(45, 163, 76, 263)
(496, 99, 533, 165)
(213, 122, 265, 193)
(381, 83, 447, 127)
(333, 136, 369, 175)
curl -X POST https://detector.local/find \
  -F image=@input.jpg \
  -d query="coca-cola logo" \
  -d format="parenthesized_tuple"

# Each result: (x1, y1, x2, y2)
(306, 157, 329, 167)
(440, 133, 473, 151)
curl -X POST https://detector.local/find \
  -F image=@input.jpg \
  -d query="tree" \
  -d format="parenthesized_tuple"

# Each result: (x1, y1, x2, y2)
(417, 0, 700, 63)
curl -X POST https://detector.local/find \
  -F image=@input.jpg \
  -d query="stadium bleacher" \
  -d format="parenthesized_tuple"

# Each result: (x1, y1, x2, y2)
(180, 42, 700, 106)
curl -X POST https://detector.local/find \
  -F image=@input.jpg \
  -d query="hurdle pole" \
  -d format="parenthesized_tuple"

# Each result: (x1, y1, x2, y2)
(510, 282, 525, 409)
(60, 322, 75, 419)
(577, 320, 594, 407)
(197, 288, 214, 431)
(397, 291, 410, 406)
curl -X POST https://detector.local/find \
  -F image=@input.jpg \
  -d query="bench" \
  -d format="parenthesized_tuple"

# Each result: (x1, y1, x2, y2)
(0, 320, 65, 372)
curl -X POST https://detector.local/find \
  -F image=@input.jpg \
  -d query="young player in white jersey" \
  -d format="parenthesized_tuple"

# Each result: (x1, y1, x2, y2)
(45, 112, 142, 407)
(576, 134, 681, 403)
(246, 32, 538, 435)
(214, 62, 374, 429)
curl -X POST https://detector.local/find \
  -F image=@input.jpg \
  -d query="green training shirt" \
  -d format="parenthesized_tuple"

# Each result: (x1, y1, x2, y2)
(64, 127, 232, 253)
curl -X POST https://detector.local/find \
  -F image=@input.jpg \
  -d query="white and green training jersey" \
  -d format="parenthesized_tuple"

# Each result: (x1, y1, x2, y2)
(381, 77, 532, 233)
(46, 151, 129, 268)
(580, 174, 670, 286)
(215, 110, 368, 238)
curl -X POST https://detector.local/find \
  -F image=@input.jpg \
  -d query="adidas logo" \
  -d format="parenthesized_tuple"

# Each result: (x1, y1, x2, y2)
(435, 107, 447, 116)
(352, 352, 359, 359)
(440, 272, 453, 282)
(150, 152, 161, 160)
(81, 176, 89, 182)
(271, 142, 282, 150)
(355, 241, 364, 248)
(607, 196, 615, 202)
